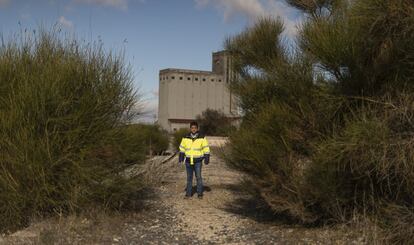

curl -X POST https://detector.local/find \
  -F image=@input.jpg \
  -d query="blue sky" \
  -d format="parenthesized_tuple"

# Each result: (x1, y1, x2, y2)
(0, 0, 301, 121)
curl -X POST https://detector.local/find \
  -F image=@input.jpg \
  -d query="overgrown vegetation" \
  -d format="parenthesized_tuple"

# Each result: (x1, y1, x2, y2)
(196, 109, 235, 136)
(224, 0, 414, 243)
(121, 124, 169, 157)
(173, 128, 188, 151)
(0, 29, 156, 232)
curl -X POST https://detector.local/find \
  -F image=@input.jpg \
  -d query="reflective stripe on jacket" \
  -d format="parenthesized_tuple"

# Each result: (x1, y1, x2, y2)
(179, 132, 210, 165)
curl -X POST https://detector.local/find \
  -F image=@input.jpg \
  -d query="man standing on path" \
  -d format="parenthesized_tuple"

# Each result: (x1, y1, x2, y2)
(178, 121, 210, 199)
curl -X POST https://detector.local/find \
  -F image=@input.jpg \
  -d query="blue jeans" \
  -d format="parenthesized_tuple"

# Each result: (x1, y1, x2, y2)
(185, 161, 203, 196)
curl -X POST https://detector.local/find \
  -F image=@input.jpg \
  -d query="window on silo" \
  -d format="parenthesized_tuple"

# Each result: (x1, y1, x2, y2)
(195, 77, 198, 81)
(187, 77, 191, 81)
(211, 79, 214, 82)
(179, 77, 183, 80)
(202, 78, 206, 81)
(171, 76, 175, 80)
(218, 79, 222, 82)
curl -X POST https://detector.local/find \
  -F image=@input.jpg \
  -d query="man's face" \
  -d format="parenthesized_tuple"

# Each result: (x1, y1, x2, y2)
(190, 125, 198, 134)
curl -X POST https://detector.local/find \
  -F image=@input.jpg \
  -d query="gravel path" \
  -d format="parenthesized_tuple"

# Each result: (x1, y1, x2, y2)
(158, 153, 251, 244)
(141, 152, 367, 244)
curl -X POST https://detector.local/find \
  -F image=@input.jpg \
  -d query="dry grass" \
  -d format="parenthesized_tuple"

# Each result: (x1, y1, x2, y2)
(2, 209, 131, 244)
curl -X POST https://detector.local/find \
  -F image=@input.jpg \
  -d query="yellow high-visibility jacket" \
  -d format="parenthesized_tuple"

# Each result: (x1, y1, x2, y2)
(179, 133, 210, 165)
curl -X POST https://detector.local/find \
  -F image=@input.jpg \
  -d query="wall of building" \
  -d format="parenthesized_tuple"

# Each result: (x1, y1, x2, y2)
(158, 51, 240, 132)
(169, 122, 188, 132)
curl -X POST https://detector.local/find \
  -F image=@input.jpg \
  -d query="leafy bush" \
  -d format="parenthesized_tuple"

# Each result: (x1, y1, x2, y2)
(121, 124, 169, 157)
(196, 109, 235, 136)
(84, 124, 168, 171)
(173, 128, 188, 152)
(0, 29, 143, 232)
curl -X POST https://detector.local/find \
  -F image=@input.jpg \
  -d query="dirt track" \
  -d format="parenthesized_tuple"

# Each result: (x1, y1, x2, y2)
(2, 150, 368, 244)
(159, 151, 253, 244)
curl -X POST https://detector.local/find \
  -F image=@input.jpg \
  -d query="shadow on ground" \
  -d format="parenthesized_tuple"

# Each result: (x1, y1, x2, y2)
(181, 186, 212, 196)
(219, 183, 294, 224)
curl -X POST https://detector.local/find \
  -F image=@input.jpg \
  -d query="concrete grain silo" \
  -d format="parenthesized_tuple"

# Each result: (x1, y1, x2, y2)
(158, 51, 240, 132)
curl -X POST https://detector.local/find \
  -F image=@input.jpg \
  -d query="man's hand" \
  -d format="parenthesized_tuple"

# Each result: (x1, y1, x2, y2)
(178, 152, 185, 164)
(204, 154, 210, 165)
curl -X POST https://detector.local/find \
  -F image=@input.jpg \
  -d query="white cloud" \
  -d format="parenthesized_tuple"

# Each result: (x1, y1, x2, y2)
(151, 88, 159, 97)
(196, 0, 265, 21)
(74, 0, 128, 10)
(135, 98, 158, 123)
(58, 16, 74, 29)
(196, 0, 263, 19)
(195, 0, 302, 38)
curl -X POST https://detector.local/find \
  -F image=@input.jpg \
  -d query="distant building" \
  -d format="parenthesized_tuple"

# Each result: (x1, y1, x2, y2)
(158, 51, 240, 132)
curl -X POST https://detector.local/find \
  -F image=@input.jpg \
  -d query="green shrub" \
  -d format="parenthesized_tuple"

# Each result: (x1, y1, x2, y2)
(0, 29, 142, 232)
(298, 0, 414, 96)
(121, 124, 169, 157)
(224, 103, 317, 223)
(196, 109, 235, 136)
(224, 0, 414, 242)
(308, 95, 414, 237)
(173, 128, 189, 152)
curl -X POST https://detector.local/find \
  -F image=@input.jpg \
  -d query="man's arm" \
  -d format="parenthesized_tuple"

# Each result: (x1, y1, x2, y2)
(202, 137, 210, 165)
(179, 138, 186, 163)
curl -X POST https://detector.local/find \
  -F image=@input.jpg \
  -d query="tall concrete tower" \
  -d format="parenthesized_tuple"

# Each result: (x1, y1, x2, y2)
(158, 51, 239, 132)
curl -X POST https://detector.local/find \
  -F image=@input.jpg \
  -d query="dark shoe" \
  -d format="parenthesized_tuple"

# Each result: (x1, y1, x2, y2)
(197, 194, 203, 199)
(184, 195, 191, 199)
